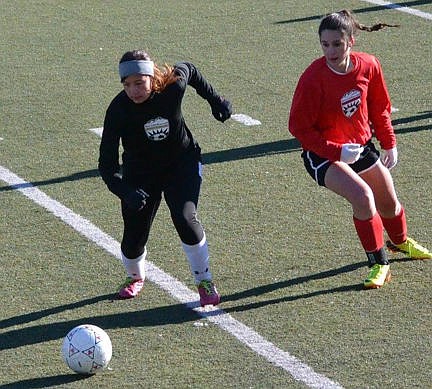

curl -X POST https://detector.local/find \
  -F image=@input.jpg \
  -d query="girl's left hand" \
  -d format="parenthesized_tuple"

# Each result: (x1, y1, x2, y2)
(381, 147, 398, 170)
(211, 97, 232, 123)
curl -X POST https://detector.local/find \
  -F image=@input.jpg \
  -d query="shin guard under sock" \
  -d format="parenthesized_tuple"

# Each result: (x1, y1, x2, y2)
(121, 248, 146, 280)
(381, 206, 407, 245)
(366, 247, 389, 267)
(353, 213, 384, 252)
(182, 234, 212, 284)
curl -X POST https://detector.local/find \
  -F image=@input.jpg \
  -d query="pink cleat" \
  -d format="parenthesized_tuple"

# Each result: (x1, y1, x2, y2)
(118, 277, 144, 299)
(197, 280, 221, 307)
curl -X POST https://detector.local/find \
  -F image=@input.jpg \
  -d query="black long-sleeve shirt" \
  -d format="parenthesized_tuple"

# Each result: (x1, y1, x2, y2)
(98, 62, 221, 199)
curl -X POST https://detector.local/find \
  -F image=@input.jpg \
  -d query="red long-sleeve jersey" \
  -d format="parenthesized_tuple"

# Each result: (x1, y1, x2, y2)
(288, 52, 396, 161)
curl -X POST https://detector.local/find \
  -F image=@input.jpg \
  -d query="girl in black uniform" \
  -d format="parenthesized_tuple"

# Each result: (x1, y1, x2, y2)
(99, 50, 232, 306)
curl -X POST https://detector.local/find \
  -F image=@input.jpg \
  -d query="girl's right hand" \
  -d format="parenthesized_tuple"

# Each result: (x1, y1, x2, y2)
(340, 143, 364, 164)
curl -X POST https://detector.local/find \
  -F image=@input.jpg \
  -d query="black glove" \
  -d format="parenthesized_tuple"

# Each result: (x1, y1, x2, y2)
(123, 189, 149, 211)
(210, 97, 232, 123)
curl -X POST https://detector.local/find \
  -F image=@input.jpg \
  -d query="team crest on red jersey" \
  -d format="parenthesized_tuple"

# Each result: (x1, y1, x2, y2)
(144, 117, 170, 141)
(341, 89, 361, 118)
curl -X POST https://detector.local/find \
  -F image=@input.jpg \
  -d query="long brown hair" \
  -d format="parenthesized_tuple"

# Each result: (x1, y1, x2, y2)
(119, 50, 179, 92)
(318, 9, 399, 38)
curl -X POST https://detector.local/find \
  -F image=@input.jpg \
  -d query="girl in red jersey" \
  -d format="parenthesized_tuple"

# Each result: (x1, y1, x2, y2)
(288, 10, 431, 289)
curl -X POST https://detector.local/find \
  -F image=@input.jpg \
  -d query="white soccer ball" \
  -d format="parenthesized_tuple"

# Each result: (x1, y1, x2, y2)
(61, 324, 112, 375)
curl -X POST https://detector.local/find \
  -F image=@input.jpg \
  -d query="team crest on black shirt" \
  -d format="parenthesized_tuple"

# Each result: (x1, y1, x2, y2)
(341, 89, 361, 118)
(144, 117, 170, 141)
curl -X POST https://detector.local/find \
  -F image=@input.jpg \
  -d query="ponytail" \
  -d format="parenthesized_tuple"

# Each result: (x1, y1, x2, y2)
(319, 9, 399, 37)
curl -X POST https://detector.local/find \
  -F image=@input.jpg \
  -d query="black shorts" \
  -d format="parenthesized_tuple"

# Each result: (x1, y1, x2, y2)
(301, 140, 380, 187)
(121, 145, 204, 256)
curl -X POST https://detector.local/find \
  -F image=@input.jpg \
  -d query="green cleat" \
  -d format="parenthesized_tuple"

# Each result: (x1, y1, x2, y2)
(386, 237, 432, 259)
(364, 264, 391, 289)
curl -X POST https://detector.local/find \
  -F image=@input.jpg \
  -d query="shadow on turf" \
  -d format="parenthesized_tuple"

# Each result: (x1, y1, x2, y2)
(0, 294, 115, 330)
(0, 263, 366, 344)
(1, 111, 430, 192)
(220, 256, 414, 313)
(0, 374, 89, 389)
(0, 139, 301, 192)
(222, 283, 363, 313)
(221, 261, 365, 312)
(0, 298, 200, 351)
(392, 111, 432, 134)
(0, 139, 300, 192)
(202, 138, 301, 164)
(274, 1, 432, 24)
(0, 257, 413, 351)
(224, 262, 366, 302)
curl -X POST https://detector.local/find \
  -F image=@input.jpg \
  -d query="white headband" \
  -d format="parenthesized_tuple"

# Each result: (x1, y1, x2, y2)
(119, 60, 154, 80)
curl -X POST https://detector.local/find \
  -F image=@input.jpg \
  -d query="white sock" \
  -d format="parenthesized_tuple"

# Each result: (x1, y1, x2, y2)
(121, 248, 146, 280)
(182, 234, 212, 284)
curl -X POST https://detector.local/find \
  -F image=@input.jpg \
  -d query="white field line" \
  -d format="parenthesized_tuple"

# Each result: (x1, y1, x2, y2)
(360, 0, 432, 20)
(0, 164, 343, 389)
(231, 113, 261, 126)
(89, 127, 103, 137)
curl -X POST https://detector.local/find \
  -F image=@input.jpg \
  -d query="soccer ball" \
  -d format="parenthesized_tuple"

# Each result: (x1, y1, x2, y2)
(61, 324, 112, 375)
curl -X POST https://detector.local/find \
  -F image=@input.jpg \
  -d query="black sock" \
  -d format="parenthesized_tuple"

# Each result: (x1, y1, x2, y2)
(366, 247, 389, 267)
